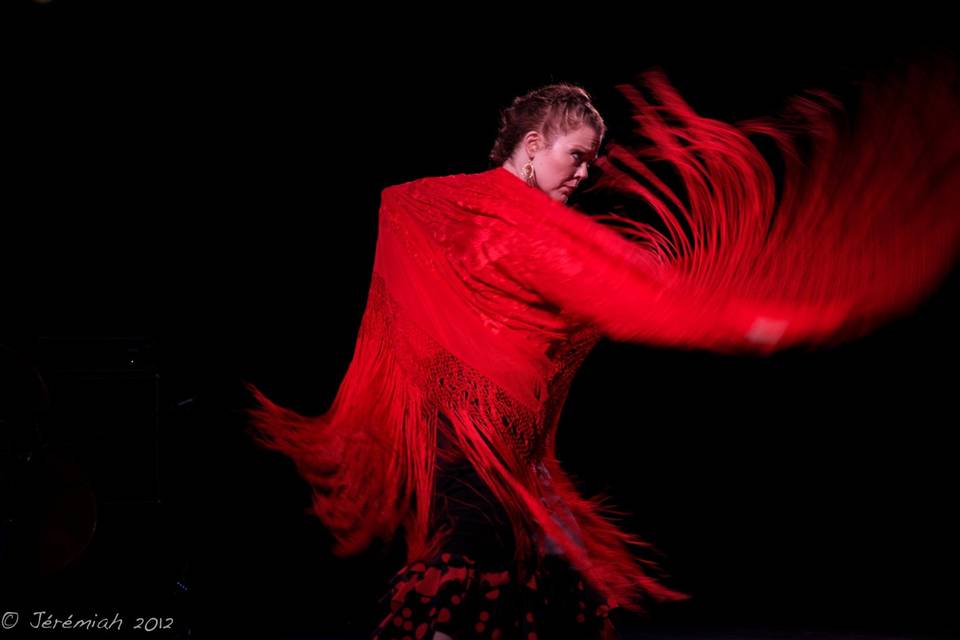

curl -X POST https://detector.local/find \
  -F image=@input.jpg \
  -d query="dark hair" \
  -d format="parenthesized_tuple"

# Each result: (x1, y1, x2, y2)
(489, 83, 606, 166)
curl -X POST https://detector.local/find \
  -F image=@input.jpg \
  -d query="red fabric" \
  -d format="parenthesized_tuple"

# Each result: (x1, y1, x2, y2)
(248, 61, 960, 613)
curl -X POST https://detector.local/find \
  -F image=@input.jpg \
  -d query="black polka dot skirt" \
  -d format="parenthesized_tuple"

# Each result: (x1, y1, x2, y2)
(370, 551, 617, 640)
(370, 413, 619, 639)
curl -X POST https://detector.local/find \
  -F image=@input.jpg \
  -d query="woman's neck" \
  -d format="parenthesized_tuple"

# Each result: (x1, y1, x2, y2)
(501, 159, 523, 181)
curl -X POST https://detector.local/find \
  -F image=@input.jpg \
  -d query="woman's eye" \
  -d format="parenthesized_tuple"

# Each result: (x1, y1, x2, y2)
(571, 152, 581, 163)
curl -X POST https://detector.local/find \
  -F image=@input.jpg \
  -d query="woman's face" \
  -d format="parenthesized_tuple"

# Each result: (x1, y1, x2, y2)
(531, 125, 600, 203)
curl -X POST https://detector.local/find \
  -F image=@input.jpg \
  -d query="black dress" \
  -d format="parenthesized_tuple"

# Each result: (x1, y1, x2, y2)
(370, 412, 619, 639)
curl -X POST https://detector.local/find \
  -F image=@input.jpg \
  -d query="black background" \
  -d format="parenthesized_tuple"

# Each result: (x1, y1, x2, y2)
(3, 2, 958, 638)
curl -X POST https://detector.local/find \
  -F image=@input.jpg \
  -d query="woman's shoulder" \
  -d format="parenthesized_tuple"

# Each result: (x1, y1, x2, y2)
(380, 168, 512, 199)
(377, 168, 531, 235)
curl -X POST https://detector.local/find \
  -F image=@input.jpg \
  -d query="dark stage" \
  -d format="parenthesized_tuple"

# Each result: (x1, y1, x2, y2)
(3, 3, 958, 638)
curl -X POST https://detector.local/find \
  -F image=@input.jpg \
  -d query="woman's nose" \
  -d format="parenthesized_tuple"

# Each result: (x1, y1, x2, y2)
(574, 162, 589, 179)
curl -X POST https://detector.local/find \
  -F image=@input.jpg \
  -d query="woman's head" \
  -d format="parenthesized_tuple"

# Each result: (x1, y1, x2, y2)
(491, 83, 605, 203)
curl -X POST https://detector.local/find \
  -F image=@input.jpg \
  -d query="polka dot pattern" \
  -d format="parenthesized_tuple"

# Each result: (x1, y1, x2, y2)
(370, 552, 617, 638)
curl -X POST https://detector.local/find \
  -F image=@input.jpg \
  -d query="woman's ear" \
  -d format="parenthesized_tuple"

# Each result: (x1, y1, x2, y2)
(522, 130, 543, 159)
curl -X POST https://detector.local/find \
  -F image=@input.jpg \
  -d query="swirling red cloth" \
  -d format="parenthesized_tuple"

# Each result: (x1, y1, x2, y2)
(248, 60, 960, 614)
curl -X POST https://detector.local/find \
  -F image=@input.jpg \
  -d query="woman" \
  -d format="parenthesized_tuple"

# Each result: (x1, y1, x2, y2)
(248, 66, 960, 639)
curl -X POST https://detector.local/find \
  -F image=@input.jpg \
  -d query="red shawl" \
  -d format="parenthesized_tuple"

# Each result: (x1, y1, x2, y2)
(248, 62, 960, 613)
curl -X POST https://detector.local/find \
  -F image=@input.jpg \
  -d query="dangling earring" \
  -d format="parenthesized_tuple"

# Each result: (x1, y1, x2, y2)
(521, 160, 537, 187)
